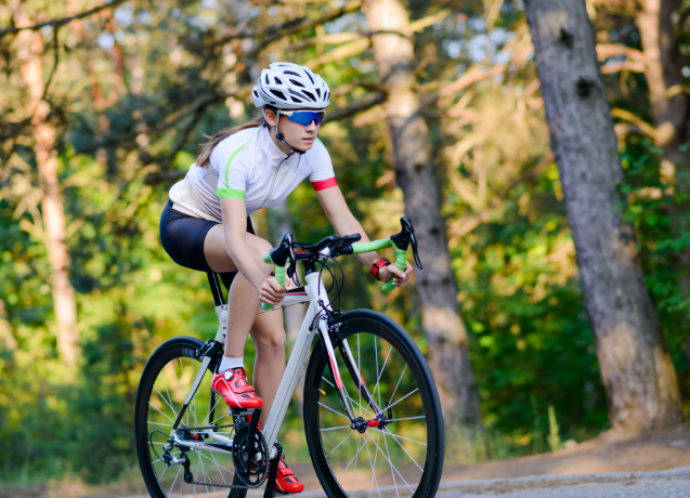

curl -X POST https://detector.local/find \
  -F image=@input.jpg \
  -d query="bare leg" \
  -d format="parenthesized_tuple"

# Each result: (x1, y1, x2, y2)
(250, 310, 286, 428)
(204, 224, 286, 427)
(204, 224, 274, 357)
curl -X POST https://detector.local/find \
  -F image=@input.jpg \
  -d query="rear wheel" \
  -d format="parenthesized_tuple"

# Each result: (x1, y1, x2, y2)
(134, 337, 247, 498)
(303, 310, 444, 498)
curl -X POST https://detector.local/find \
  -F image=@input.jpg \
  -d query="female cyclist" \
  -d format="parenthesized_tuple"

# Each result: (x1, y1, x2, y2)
(159, 62, 414, 494)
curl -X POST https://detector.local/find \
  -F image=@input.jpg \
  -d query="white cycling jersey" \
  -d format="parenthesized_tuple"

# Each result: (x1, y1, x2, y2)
(169, 125, 337, 223)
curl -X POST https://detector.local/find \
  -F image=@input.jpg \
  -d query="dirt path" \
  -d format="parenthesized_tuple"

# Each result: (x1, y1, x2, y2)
(441, 424, 690, 481)
(283, 424, 690, 492)
(3, 426, 690, 498)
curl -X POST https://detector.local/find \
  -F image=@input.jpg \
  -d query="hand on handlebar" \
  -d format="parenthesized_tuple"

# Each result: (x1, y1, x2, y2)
(259, 276, 287, 305)
(378, 260, 414, 288)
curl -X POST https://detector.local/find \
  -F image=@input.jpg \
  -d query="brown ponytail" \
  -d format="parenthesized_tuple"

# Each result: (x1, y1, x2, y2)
(196, 112, 269, 167)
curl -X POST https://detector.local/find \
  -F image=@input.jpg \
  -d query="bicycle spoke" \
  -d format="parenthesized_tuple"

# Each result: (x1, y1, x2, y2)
(205, 392, 222, 425)
(388, 416, 426, 422)
(374, 430, 398, 498)
(327, 429, 356, 457)
(371, 431, 414, 494)
(374, 336, 380, 408)
(169, 466, 182, 496)
(199, 455, 215, 497)
(319, 401, 351, 421)
(383, 428, 424, 472)
(160, 367, 175, 418)
(320, 424, 352, 432)
(171, 360, 188, 427)
(383, 429, 427, 447)
(346, 395, 375, 419)
(149, 400, 176, 424)
(159, 461, 170, 481)
(388, 365, 407, 408)
(154, 384, 176, 417)
(147, 421, 173, 427)
(352, 434, 363, 494)
(373, 346, 392, 410)
(337, 435, 367, 482)
(209, 410, 229, 427)
(364, 430, 381, 498)
(358, 334, 362, 418)
(200, 450, 232, 484)
(386, 388, 419, 411)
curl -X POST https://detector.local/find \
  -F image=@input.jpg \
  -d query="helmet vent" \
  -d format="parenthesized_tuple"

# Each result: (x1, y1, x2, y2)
(252, 63, 330, 110)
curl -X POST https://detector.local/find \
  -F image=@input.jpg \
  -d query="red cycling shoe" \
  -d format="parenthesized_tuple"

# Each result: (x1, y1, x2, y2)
(211, 367, 263, 409)
(274, 454, 304, 494)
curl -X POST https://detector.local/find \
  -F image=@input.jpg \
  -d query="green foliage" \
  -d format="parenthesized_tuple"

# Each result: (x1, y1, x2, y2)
(3, 0, 690, 488)
(620, 138, 690, 409)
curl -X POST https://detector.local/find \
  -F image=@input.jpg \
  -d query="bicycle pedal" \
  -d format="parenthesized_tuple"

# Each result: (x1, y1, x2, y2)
(228, 408, 255, 416)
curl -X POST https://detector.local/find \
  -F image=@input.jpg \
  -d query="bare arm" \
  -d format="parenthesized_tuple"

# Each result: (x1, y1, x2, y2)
(316, 186, 413, 287)
(220, 198, 285, 303)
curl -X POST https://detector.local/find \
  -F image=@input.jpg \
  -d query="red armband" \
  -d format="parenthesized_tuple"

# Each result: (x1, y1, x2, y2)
(312, 177, 338, 191)
(370, 258, 391, 281)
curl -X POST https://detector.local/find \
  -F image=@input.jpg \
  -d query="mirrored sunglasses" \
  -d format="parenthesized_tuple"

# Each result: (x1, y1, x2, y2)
(283, 110, 325, 126)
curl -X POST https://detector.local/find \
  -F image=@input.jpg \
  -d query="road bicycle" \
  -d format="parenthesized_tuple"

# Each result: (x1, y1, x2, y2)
(134, 217, 444, 498)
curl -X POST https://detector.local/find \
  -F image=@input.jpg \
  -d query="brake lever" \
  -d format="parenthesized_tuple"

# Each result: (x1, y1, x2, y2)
(391, 217, 423, 269)
(288, 240, 301, 287)
(409, 231, 423, 269)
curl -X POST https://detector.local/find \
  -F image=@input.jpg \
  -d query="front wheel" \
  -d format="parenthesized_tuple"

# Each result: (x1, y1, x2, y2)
(303, 310, 444, 498)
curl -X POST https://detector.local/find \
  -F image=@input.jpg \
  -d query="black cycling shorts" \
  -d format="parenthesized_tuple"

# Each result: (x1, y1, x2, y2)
(159, 199, 255, 290)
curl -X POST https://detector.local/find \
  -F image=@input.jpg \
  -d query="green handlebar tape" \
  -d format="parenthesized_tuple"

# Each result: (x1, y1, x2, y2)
(351, 238, 393, 254)
(262, 252, 272, 264)
(262, 265, 287, 311)
(274, 265, 286, 286)
(382, 247, 408, 294)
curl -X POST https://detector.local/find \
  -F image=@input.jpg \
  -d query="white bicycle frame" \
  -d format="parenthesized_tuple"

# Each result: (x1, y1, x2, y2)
(169, 271, 381, 459)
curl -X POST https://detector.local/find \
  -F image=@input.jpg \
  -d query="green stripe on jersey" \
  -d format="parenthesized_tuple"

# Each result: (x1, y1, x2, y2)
(216, 187, 246, 200)
(222, 130, 260, 195)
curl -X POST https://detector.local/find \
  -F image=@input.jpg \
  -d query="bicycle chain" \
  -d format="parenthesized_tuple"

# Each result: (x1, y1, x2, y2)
(187, 479, 257, 489)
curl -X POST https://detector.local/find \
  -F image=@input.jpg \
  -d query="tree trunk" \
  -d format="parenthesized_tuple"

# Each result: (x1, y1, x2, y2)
(364, 0, 486, 449)
(524, 0, 681, 432)
(12, 2, 79, 364)
(635, 0, 690, 297)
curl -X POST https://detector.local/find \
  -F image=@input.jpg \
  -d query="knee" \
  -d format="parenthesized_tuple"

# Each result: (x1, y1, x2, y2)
(255, 330, 286, 357)
(253, 239, 274, 272)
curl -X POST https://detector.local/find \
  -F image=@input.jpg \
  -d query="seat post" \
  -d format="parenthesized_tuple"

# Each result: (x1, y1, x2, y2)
(207, 272, 225, 307)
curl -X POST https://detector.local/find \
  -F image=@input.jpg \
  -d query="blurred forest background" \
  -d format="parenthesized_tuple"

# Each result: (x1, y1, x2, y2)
(1, 0, 690, 488)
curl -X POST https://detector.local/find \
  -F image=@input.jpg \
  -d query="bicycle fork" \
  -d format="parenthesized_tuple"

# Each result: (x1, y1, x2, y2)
(320, 319, 385, 428)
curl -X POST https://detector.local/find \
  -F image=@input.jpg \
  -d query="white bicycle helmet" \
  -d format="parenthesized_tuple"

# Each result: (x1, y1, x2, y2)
(252, 62, 330, 110)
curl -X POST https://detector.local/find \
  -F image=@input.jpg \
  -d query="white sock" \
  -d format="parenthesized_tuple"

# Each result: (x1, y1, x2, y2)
(218, 355, 243, 373)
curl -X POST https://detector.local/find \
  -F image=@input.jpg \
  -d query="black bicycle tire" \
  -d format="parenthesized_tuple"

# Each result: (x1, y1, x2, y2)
(133, 336, 247, 498)
(303, 309, 445, 498)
